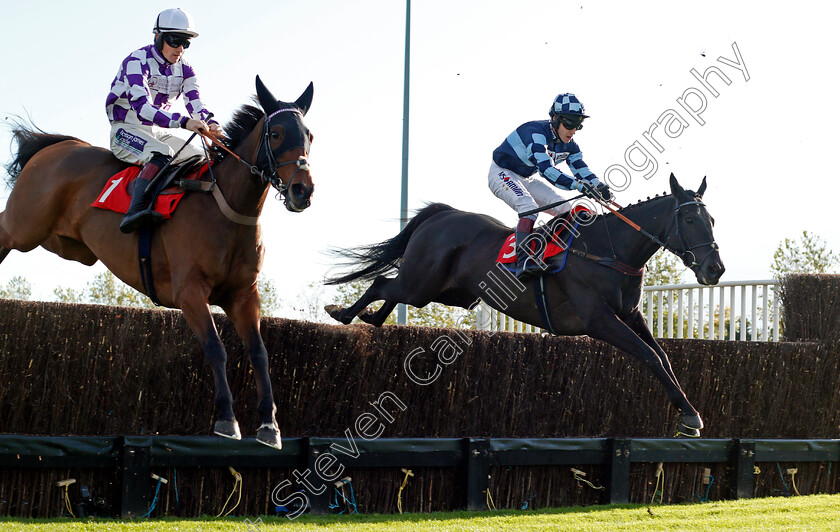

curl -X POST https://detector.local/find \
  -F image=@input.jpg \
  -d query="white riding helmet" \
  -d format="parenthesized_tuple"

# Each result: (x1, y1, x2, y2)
(153, 8, 198, 38)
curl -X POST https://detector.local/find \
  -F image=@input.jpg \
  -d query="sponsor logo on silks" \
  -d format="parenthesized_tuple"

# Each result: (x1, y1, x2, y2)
(551, 151, 570, 164)
(498, 173, 525, 197)
(115, 128, 147, 155)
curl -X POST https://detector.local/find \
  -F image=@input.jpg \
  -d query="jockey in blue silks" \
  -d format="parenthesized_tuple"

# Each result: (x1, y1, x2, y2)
(489, 93, 612, 279)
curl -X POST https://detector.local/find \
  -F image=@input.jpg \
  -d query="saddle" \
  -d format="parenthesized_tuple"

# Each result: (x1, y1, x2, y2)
(496, 206, 590, 274)
(92, 155, 211, 218)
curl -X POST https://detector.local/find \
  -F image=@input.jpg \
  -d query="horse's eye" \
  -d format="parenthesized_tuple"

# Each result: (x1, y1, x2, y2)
(270, 132, 281, 139)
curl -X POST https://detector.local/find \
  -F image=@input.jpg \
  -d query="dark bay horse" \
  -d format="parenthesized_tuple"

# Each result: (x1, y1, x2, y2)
(325, 175, 724, 436)
(0, 76, 315, 449)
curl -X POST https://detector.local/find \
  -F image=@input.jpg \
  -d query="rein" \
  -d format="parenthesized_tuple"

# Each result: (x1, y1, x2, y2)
(595, 197, 718, 269)
(191, 110, 310, 225)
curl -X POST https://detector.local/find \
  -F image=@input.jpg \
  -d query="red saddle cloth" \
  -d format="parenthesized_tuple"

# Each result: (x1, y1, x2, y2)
(496, 206, 591, 264)
(91, 164, 210, 218)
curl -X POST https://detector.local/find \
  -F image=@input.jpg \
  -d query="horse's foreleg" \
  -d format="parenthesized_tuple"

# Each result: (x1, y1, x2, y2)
(178, 286, 239, 440)
(585, 305, 702, 433)
(623, 310, 688, 394)
(225, 290, 281, 449)
(0, 247, 9, 265)
(622, 309, 702, 434)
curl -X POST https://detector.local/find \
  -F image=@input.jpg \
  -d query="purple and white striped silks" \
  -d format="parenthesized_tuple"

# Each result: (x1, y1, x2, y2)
(106, 44, 213, 129)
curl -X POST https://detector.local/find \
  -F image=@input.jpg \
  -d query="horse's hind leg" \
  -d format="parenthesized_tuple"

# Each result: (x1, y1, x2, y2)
(0, 188, 63, 254)
(0, 247, 9, 265)
(359, 301, 397, 327)
(326, 275, 395, 325)
(224, 289, 281, 449)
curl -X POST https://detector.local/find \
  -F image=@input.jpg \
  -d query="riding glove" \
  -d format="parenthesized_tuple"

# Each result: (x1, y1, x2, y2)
(596, 182, 613, 201)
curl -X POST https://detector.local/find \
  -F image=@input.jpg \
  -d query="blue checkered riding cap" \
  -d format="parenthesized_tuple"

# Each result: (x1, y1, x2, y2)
(549, 93, 589, 119)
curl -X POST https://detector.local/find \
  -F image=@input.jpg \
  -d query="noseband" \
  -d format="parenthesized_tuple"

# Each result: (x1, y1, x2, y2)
(664, 199, 719, 269)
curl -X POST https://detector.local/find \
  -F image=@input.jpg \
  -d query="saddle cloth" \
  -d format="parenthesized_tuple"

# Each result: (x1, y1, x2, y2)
(91, 163, 210, 218)
(496, 206, 590, 265)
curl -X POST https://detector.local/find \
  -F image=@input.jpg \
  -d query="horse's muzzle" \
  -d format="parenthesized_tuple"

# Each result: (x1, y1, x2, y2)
(285, 182, 313, 212)
(695, 252, 725, 285)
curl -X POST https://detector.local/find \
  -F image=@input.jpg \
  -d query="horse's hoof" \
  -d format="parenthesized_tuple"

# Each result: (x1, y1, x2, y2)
(256, 422, 282, 450)
(324, 304, 351, 325)
(677, 423, 701, 438)
(677, 413, 703, 438)
(358, 307, 377, 325)
(680, 413, 704, 430)
(214, 419, 242, 440)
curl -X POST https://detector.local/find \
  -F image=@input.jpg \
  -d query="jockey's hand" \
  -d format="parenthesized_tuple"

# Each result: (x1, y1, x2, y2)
(184, 118, 209, 134)
(596, 182, 613, 201)
(208, 122, 224, 137)
(577, 180, 600, 200)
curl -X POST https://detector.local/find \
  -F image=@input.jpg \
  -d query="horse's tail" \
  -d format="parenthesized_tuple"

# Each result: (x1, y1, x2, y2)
(325, 202, 455, 285)
(4, 122, 79, 187)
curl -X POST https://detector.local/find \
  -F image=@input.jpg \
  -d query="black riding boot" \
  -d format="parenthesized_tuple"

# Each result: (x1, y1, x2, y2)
(119, 155, 168, 234)
(514, 217, 541, 280)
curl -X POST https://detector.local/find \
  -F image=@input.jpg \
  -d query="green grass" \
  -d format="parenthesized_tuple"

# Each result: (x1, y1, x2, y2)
(2, 494, 839, 531)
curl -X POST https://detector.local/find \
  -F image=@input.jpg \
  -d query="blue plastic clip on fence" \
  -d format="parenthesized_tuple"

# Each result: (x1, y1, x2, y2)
(141, 474, 166, 518)
(329, 477, 358, 515)
(173, 469, 179, 510)
(775, 463, 792, 496)
(521, 495, 537, 510)
(696, 469, 715, 502)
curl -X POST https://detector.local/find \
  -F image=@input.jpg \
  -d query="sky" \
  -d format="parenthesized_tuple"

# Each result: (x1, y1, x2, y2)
(1, 1, 839, 320)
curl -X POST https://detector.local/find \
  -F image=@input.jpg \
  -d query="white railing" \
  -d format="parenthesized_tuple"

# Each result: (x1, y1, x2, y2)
(474, 279, 781, 341)
(474, 302, 545, 334)
(643, 279, 780, 341)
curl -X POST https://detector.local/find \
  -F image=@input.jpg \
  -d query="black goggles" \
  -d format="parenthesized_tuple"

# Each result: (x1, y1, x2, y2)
(162, 33, 191, 49)
(556, 116, 584, 130)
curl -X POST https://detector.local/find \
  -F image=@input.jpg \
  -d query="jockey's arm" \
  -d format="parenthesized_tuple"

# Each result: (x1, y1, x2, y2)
(567, 151, 612, 200)
(181, 65, 222, 136)
(122, 60, 187, 129)
(566, 151, 600, 185)
(530, 142, 577, 190)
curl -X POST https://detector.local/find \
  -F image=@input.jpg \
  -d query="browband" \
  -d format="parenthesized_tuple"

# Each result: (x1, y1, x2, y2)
(266, 108, 301, 122)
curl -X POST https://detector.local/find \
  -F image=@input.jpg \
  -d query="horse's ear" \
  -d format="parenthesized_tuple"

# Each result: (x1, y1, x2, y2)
(294, 82, 314, 116)
(255, 75, 279, 114)
(697, 176, 707, 198)
(669, 173, 686, 198)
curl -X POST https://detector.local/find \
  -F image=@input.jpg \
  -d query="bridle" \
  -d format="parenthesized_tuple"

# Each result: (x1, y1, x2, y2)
(200, 108, 310, 198)
(659, 198, 720, 270)
(256, 108, 310, 195)
(593, 195, 718, 271)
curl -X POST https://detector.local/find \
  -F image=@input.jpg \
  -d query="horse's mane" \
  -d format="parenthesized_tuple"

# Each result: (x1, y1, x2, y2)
(560, 192, 676, 231)
(613, 192, 673, 214)
(222, 103, 264, 153)
(592, 188, 700, 224)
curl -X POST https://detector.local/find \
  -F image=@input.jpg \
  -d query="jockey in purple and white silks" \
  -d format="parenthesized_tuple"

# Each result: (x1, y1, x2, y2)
(489, 93, 612, 279)
(106, 8, 223, 234)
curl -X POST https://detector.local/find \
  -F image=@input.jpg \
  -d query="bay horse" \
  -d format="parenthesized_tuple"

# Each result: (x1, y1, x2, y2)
(325, 175, 724, 436)
(0, 76, 315, 449)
